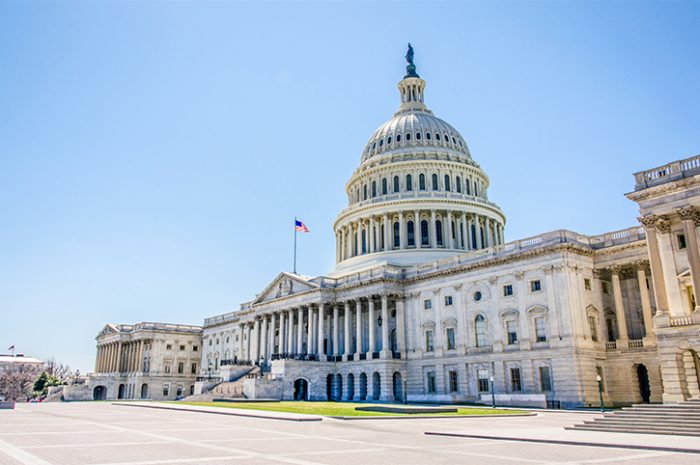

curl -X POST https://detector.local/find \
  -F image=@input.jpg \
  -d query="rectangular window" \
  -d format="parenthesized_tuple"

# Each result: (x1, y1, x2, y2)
(425, 330, 434, 352)
(678, 233, 687, 250)
(162, 383, 170, 397)
(424, 299, 432, 310)
(193, 345, 198, 352)
(446, 328, 456, 350)
(588, 316, 598, 342)
(530, 280, 542, 292)
(584, 278, 591, 290)
(426, 372, 436, 393)
(539, 366, 552, 391)
(510, 368, 522, 392)
(166, 344, 172, 350)
(191, 363, 197, 374)
(601, 281, 609, 294)
(477, 369, 490, 392)
(448, 370, 459, 393)
(596, 366, 606, 392)
(177, 362, 184, 374)
(535, 317, 547, 342)
(506, 320, 518, 345)
(180, 345, 185, 351)
(503, 284, 513, 296)
(176, 385, 183, 397)
(444, 295, 453, 306)
(164, 363, 171, 374)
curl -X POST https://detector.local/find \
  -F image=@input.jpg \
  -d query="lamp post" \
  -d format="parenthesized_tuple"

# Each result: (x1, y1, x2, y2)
(596, 374, 604, 412)
(489, 375, 495, 408)
(403, 379, 408, 405)
(207, 361, 212, 381)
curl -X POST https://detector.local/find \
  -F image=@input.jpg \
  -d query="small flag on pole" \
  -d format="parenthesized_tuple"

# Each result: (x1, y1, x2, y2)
(295, 219, 310, 233)
(7, 345, 14, 351)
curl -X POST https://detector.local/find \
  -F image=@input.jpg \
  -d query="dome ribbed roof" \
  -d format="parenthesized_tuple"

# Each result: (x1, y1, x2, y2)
(361, 110, 471, 163)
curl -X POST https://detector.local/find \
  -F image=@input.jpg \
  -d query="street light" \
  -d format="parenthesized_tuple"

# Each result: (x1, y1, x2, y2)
(596, 374, 604, 412)
(489, 375, 495, 408)
(207, 361, 212, 381)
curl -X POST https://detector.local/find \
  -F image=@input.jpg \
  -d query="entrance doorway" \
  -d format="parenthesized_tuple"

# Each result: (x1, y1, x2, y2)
(117, 384, 126, 399)
(140, 383, 149, 400)
(637, 364, 651, 403)
(93, 385, 106, 400)
(293, 379, 308, 401)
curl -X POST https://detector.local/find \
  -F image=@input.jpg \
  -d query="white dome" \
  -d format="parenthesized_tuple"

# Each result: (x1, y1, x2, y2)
(362, 110, 471, 163)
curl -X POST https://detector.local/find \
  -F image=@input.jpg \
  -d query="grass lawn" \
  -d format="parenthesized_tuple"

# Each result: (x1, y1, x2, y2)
(172, 401, 528, 417)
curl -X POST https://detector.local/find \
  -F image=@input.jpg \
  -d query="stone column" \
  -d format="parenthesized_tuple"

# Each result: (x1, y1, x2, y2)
(252, 318, 260, 363)
(466, 214, 473, 250)
(343, 302, 352, 359)
(368, 297, 376, 356)
(260, 316, 268, 362)
(679, 206, 700, 311)
(296, 308, 304, 354)
(414, 210, 422, 249)
(380, 295, 390, 358)
(94, 346, 101, 372)
(279, 312, 287, 354)
(246, 323, 252, 361)
(430, 210, 437, 248)
(137, 340, 145, 373)
(345, 226, 352, 259)
(355, 299, 363, 357)
(636, 264, 655, 341)
(333, 304, 340, 357)
(270, 313, 277, 355)
(369, 216, 375, 253)
(383, 214, 390, 250)
(639, 215, 669, 314)
(446, 211, 454, 249)
(396, 297, 405, 355)
(238, 323, 245, 360)
(318, 303, 326, 360)
(355, 222, 362, 255)
(398, 211, 405, 249)
(306, 306, 313, 354)
(475, 216, 483, 249)
(115, 342, 123, 374)
(610, 266, 629, 343)
(287, 310, 294, 354)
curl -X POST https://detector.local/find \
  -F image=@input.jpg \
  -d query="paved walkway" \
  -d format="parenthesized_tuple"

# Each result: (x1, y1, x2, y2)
(0, 402, 699, 465)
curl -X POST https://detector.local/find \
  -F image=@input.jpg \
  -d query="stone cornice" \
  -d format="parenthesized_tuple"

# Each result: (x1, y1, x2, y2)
(626, 175, 700, 203)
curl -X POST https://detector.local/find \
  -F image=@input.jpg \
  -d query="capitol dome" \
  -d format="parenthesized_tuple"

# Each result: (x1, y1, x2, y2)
(331, 45, 506, 275)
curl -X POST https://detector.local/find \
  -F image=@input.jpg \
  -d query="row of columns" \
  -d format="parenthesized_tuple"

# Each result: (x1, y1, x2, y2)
(336, 210, 504, 262)
(95, 340, 146, 374)
(240, 295, 405, 364)
(640, 208, 700, 316)
(607, 264, 655, 343)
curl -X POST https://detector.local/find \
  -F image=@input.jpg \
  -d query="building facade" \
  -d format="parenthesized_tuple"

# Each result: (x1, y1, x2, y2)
(89, 322, 202, 401)
(93, 48, 700, 407)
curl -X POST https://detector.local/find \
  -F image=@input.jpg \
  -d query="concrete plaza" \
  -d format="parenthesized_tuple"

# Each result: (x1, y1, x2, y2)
(0, 403, 699, 465)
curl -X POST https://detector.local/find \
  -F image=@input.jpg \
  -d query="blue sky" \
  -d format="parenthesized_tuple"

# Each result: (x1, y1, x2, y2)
(1, 1, 698, 372)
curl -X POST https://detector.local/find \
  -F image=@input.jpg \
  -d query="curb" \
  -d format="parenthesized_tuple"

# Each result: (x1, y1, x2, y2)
(111, 402, 322, 422)
(424, 432, 700, 455)
(330, 413, 537, 420)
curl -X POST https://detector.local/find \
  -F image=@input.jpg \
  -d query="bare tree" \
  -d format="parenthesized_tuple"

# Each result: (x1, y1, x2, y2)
(0, 364, 38, 402)
(44, 358, 72, 382)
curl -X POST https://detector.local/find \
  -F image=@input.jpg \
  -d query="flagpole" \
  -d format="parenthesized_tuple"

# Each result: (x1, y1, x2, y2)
(293, 217, 297, 274)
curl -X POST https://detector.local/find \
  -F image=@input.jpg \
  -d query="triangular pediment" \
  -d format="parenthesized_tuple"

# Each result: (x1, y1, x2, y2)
(97, 324, 119, 338)
(253, 272, 318, 304)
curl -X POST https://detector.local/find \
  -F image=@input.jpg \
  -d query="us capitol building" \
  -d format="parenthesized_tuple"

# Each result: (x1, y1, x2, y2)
(89, 47, 700, 408)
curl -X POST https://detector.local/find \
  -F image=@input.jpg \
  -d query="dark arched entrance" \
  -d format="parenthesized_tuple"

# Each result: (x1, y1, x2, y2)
(326, 374, 333, 401)
(372, 372, 381, 400)
(393, 372, 403, 401)
(359, 372, 368, 401)
(347, 373, 355, 401)
(140, 383, 149, 400)
(117, 384, 126, 400)
(637, 364, 651, 403)
(93, 385, 106, 400)
(293, 378, 309, 401)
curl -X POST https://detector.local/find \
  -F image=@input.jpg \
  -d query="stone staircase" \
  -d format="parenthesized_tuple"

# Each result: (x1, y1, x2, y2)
(183, 366, 259, 402)
(567, 400, 700, 436)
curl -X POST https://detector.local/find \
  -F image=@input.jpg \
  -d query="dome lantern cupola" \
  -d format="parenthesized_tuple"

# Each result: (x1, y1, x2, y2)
(331, 45, 506, 275)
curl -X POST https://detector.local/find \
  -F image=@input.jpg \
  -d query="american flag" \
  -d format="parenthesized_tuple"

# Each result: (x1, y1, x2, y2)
(295, 219, 309, 233)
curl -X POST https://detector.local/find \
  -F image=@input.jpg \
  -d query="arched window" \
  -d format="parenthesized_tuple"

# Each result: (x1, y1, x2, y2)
(474, 182, 479, 197)
(416, 132, 421, 140)
(456, 176, 462, 193)
(444, 175, 451, 192)
(432, 173, 439, 191)
(407, 220, 415, 247)
(393, 176, 400, 193)
(363, 184, 368, 200)
(361, 229, 367, 254)
(380, 224, 385, 249)
(381, 178, 388, 195)
(421, 220, 429, 246)
(471, 223, 477, 249)
(371, 181, 377, 198)
(435, 133, 441, 141)
(406, 174, 412, 191)
(419, 173, 426, 190)
(466, 180, 471, 195)
(436, 220, 444, 247)
(393, 221, 400, 248)
(426, 132, 431, 140)
(475, 315, 488, 347)
(406, 133, 411, 141)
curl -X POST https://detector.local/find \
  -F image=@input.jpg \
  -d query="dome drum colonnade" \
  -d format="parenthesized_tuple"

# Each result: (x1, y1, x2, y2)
(333, 49, 506, 268)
